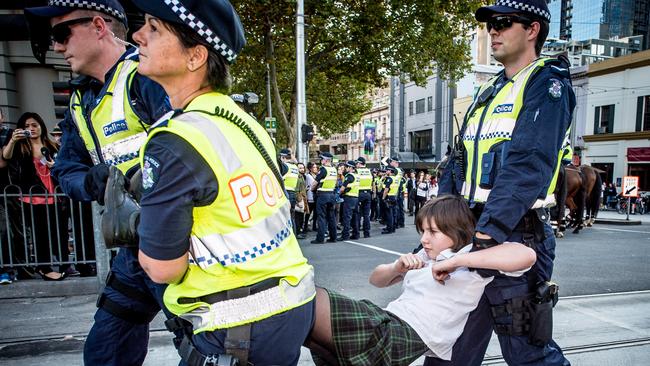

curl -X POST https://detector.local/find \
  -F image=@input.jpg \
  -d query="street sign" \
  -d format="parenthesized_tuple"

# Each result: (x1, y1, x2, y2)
(622, 176, 639, 197)
(264, 117, 277, 132)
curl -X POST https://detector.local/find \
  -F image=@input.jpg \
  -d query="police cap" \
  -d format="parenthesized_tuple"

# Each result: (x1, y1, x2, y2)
(25, 0, 128, 25)
(319, 152, 333, 160)
(131, 0, 246, 64)
(390, 156, 400, 163)
(50, 126, 63, 135)
(355, 157, 366, 165)
(345, 160, 356, 168)
(475, 0, 551, 23)
(279, 148, 291, 157)
(386, 166, 397, 174)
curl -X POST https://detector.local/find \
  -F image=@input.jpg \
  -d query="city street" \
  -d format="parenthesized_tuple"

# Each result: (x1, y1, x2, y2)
(1, 210, 649, 365)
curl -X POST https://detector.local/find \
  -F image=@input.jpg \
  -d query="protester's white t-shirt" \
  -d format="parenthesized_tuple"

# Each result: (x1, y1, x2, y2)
(384, 244, 526, 361)
(305, 173, 316, 202)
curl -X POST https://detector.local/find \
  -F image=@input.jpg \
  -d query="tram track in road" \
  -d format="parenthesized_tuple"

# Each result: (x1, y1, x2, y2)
(481, 337, 650, 364)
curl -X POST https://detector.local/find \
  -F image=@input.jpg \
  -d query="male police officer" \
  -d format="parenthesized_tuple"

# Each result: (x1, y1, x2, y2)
(381, 166, 398, 234)
(389, 157, 405, 228)
(280, 148, 300, 234)
(311, 152, 338, 244)
(430, 0, 573, 365)
(338, 160, 359, 240)
(25, 1, 174, 365)
(355, 157, 373, 238)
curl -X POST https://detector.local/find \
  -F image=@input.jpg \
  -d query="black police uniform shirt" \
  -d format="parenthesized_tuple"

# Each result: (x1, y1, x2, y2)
(341, 173, 355, 195)
(438, 61, 576, 243)
(139, 133, 218, 260)
(51, 47, 171, 202)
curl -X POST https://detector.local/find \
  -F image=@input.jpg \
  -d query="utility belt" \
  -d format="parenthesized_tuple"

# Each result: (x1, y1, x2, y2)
(470, 204, 549, 248)
(166, 270, 315, 366)
(490, 281, 559, 347)
(359, 189, 371, 194)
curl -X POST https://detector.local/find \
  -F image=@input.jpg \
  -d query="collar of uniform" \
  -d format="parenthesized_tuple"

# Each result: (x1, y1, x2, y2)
(100, 47, 139, 87)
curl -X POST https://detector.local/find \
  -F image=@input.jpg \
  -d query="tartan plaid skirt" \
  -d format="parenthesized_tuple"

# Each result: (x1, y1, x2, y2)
(313, 289, 428, 366)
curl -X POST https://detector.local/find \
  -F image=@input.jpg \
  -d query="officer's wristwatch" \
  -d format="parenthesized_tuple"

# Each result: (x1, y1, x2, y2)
(473, 234, 499, 249)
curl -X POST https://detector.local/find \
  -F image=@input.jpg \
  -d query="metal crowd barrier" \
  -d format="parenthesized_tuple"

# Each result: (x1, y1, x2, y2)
(0, 184, 100, 278)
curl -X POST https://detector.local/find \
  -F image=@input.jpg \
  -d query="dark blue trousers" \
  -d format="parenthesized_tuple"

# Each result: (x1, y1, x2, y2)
(396, 190, 405, 226)
(84, 248, 174, 366)
(340, 196, 359, 239)
(356, 191, 371, 237)
(384, 198, 396, 232)
(315, 192, 337, 241)
(423, 224, 569, 366)
(192, 300, 314, 366)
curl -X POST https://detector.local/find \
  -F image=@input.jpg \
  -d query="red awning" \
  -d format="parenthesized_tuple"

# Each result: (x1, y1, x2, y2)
(628, 147, 650, 162)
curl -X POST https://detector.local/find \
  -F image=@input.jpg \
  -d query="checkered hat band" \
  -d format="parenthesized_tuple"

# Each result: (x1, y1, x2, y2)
(163, 0, 238, 63)
(48, 0, 126, 23)
(495, 0, 551, 21)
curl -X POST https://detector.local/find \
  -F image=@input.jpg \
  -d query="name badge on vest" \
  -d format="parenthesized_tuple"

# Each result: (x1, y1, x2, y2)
(493, 103, 514, 114)
(103, 120, 129, 137)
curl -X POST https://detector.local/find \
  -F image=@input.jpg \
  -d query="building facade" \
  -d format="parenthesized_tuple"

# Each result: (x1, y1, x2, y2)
(579, 49, 650, 190)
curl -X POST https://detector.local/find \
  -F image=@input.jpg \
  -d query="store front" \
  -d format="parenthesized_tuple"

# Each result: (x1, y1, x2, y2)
(628, 147, 650, 191)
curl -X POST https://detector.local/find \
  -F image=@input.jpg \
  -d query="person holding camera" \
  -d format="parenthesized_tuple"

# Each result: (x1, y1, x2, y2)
(0, 112, 67, 281)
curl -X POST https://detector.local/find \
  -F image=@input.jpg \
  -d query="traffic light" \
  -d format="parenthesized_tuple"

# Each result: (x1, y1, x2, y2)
(52, 81, 71, 119)
(301, 124, 315, 143)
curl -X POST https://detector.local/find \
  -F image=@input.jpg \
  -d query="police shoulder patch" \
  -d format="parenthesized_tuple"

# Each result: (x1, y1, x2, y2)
(548, 78, 563, 101)
(142, 154, 161, 191)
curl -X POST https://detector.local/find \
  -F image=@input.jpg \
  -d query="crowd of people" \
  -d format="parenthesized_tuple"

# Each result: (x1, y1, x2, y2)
(0, 109, 96, 285)
(280, 150, 441, 243)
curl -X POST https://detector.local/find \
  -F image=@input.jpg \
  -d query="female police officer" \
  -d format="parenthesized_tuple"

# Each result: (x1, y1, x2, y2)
(130, 1, 315, 365)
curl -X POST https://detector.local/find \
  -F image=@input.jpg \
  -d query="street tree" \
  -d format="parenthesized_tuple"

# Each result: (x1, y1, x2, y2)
(231, 0, 484, 147)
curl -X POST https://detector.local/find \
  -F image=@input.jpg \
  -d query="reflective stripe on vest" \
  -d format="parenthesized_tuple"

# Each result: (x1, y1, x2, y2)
(357, 167, 372, 190)
(344, 173, 360, 197)
(318, 166, 337, 191)
(283, 162, 299, 191)
(140, 92, 314, 331)
(462, 58, 564, 209)
(70, 59, 147, 174)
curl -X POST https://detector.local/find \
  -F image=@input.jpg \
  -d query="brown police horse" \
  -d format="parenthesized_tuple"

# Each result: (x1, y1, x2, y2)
(554, 164, 603, 235)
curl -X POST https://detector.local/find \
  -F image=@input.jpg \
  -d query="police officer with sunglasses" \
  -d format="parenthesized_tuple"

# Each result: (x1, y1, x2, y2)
(430, 0, 574, 365)
(25, 1, 176, 365)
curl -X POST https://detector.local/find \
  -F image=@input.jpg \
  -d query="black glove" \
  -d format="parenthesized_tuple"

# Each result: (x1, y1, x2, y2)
(84, 163, 110, 205)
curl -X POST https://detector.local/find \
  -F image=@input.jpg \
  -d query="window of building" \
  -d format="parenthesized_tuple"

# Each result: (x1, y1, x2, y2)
(427, 96, 433, 112)
(410, 129, 433, 158)
(415, 98, 425, 114)
(636, 95, 650, 132)
(409, 101, 413, 116)
(594, 104, 615, 134)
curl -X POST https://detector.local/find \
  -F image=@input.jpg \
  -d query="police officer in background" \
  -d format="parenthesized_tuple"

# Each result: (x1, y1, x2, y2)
(389, 157, 406, 229)
(311, 152, 338, 244)
(338, 160, 359, 240)
(429, 0, 573, 365)
(130, 0, 315, 364)
(355, 157, 372, 238)
(280, 148, 300, 234)
(25, 1, 174, 364)
(381, 166, 398, 234)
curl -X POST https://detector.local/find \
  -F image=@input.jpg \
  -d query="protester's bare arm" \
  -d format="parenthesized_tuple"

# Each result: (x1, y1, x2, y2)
(370, 253, 425, 288)
(432, 242, 535, 282)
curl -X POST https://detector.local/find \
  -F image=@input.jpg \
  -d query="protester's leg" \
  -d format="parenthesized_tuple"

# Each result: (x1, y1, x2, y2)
(311, 196, 319, 231)
(84, 248, 162, 366)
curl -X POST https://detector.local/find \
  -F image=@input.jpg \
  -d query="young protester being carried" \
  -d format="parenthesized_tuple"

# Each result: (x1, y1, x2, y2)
(306, 195, 536, 365)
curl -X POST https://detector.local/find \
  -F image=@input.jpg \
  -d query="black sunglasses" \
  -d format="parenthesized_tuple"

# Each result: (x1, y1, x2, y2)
(486, 15, 533, 32)
(50, 17, 112, 44)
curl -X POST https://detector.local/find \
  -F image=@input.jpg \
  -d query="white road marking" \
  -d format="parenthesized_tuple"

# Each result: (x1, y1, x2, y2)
(592, 227, 650, 234)
(342, 240, 404, 256)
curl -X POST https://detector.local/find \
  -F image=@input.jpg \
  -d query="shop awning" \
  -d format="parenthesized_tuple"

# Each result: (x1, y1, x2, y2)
(628, 147, 650, 162)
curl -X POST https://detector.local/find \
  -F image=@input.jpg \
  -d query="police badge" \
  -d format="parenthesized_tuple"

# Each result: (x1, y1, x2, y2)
(548, 79, 563, 101)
